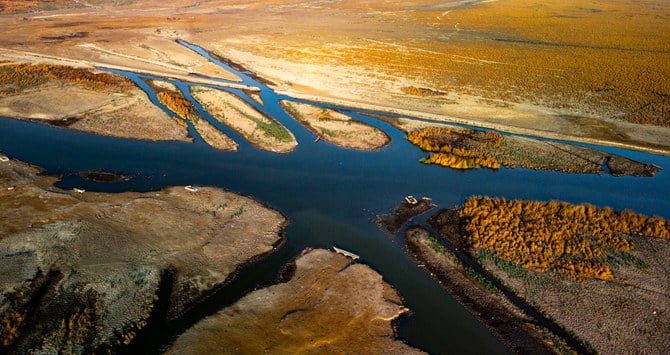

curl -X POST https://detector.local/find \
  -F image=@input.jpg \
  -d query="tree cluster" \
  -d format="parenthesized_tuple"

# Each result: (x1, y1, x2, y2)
(458, 197, 669, 282)
(1, 309, 25, 347)
(407, 127, 503, 170)
(0, 63, 133, 95)
(157, 91, 198, 122)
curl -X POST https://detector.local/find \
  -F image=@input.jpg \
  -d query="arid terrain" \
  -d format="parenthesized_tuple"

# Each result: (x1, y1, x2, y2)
(168, 248, 421, 354)
(0, 154, 286, 352)
(0, 62, 189, 141)
(1, 1, 669, 354)
(414, 200, 670, 354)
(0, 0, 668, 154)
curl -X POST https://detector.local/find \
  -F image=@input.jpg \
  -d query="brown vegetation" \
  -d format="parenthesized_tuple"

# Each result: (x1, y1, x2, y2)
(0, 0, 79, 14)
(407, 126, 502, 169)
(1, 310, 25, 347)
(401, 86, 446, 97)
(52, 301, 105, 351)
(258, 1, 668, 127)
(156, 91, 198, 122)
(406, 124, 659, 176)
(153, 84, 237, 151)
(0, 63, 133, 95)
(458, 197, 670, 282)
(281, 100, 388, 150)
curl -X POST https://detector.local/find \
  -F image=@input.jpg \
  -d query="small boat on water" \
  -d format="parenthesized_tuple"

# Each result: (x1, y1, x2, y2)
(73, 188, 85, 193)
(314, 136, 321, 143)
(333, 246, 360, 260)
(405, 195, 418, 205)
(184, 185, 199, 192)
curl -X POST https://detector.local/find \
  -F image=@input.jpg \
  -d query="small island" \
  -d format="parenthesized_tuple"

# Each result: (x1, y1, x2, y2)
(168, 248, 421, 354)
(404, 124, 660, 177)
(191, 86, 297, 153)
(282, 100, 390, 150)
(405, 197, 670, 354)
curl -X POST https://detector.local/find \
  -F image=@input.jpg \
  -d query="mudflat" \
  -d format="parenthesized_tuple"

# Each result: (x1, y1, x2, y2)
(168, 248, 422, 354)
(0, 155, 285, 351)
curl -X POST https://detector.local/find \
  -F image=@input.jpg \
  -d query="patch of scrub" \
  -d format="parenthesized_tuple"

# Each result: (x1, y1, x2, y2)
(281, 100, 389, 150)
(167, 249, 422, 354)
(150, 80, 237, 151)
(191, 86, 296, 153)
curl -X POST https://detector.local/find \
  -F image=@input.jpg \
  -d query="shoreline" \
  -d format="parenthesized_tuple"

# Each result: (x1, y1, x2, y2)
(3, 45, 669, 157)
(404, 226, 562, 354)
(0, 156, 289, 352)
(274, 89, 670, 157)
(417, 201, 670, 354)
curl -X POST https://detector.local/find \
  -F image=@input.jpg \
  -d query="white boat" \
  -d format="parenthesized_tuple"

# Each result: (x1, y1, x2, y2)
(0, 156, 9, 163)
(333, 246, 360, 260)
(405, 195, 418, 205)
(185, 185, 199, 192)
(73, 188, 85, 193)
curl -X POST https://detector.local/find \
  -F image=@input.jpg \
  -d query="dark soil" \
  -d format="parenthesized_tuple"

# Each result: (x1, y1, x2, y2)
(404, 227, 558, 355)
(375, 197, 436, 235)
(425, 208, 469, 250)
(606, 155, 660, 177)
(78, 171, 131, 183)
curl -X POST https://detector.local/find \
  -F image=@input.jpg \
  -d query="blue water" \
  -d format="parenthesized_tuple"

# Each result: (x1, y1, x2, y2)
(1, 40, 669, 354)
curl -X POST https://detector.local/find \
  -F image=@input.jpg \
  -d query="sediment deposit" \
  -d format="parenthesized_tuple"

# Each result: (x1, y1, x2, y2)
(0, 155, 285, 352)
(168, 248, 421, 354)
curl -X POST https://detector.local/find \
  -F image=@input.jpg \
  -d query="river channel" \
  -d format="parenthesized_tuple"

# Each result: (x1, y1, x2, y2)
(1, 41, 669, 354)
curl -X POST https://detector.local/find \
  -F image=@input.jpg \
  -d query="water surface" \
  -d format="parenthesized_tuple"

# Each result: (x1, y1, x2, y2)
(1, 41, 668, 354)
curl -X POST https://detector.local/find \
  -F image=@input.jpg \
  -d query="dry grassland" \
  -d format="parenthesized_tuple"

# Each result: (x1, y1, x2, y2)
(281, 100, 389, 150)
(263, 0, 669, 126)
(0, 0, 668, 153)
(191, 86, 296, 153)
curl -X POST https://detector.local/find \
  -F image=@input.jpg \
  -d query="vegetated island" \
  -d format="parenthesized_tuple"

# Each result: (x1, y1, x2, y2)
(1, 0, 669, 156)
(0, 62, 190, 142)
(402, 123, 659, 177)
(146, 80, 238, 151)
(168, 248, 422, 354)
(190, 86, 297, 153)
(281, 100, 390, 150)
(407, 197, 670, 354)
(0, 154, 285, 352)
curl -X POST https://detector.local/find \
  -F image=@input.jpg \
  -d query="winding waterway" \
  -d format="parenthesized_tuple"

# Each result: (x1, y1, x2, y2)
(1, 40, 669, 354)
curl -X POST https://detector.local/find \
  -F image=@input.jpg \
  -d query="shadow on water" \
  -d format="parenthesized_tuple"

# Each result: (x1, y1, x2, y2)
(1, 39, 669, 354)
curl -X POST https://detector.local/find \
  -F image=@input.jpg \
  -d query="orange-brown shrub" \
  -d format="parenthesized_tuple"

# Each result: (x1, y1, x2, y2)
(401, 86, 446, 97)
(408, 127, 503, 170)
(0, 63, 133, 95)
(458, 197, 669, 282)
(157, 91, 198, 122)
(1, 310, 26, 347)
